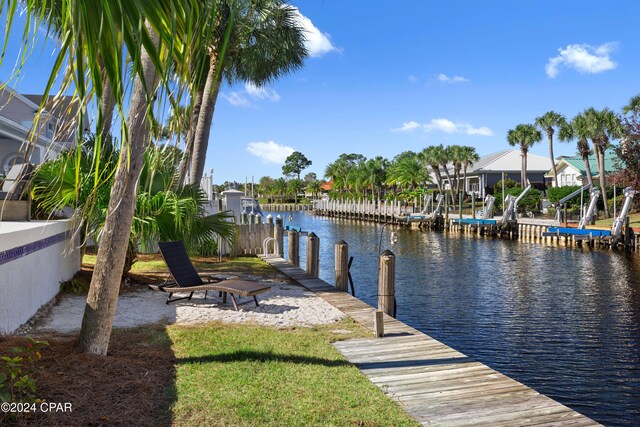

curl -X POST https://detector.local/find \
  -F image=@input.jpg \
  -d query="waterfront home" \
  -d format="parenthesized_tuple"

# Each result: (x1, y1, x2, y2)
(545, 149, 620, 187)
(0, 84, 86, 174)
(433, 149, 553, 198)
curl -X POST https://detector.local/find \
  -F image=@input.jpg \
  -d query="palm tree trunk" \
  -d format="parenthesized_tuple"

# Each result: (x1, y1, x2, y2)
(521, 150, 527, 186)
(190, 53, 222, 186)
(98, 56, 116, 143)
(463, 165, 468, 196)
(178, 83, 204, 186)
(548, 134, 558, 187)
(442, 167, 456, 205)
(77, 26, 159, 356)
(597, 144, 610, 218)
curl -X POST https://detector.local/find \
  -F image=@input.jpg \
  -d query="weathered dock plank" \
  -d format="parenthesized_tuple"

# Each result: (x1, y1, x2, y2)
(262, 257, 601, 426)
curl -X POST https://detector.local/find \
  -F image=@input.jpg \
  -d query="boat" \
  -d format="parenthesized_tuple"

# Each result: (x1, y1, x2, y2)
(241, 197, 263, 216)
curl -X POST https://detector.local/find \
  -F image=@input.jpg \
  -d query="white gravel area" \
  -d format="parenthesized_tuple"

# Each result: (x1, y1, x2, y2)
(31, 281, 345, 334)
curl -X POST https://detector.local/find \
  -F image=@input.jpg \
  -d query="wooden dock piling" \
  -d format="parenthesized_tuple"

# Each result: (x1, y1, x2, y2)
(306, 232, 320, 278)
(378, 249, 396, 318)
(334, 240, 349, 291)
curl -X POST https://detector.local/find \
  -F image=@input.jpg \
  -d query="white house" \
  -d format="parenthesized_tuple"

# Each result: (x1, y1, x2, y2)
(0, 85, 86, 173)
(546, 150, 620, 187)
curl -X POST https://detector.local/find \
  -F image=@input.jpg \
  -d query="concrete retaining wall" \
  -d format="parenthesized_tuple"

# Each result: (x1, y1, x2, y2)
(0, 220, 80, 334)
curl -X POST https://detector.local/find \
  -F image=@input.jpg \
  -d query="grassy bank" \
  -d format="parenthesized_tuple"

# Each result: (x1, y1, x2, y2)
(170, 320, 418, 426)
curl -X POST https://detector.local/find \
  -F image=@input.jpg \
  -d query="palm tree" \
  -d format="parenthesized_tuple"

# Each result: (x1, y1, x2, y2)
(435, 145, 456, 204)
(189, 0, 308, 185)
(3, 0, 206, 355)
(535, 111, 567, 188)
(364, 156, 388, 200)
(386, 152, 427, 191)
(582, 107, 624, 218)
(272, 178, 287, 203)
(449, 145, 464, 198)
(305, 180, 322, 200)
(420, 146, 443, 194)
(559, 115, 594, 187)
(623, 94, 640, 115)
(287, 178, 304, 204)
(460, 146, 480, 196)
(507, 124, 542, 186)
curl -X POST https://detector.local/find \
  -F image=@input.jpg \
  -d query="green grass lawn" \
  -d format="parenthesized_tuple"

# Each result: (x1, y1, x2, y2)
(595, 212, 640, 229)
(168, 320, 418, 427)
(82, 253, 280, 277)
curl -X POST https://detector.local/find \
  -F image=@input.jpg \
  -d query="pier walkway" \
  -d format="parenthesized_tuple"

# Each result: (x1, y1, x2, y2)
(262, 256, 600, 426)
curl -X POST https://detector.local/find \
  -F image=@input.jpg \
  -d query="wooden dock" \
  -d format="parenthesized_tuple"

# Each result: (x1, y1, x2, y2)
(263, 256, 600, 426)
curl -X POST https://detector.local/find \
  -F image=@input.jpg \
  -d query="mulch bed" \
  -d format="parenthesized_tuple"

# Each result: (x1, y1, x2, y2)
(0, 328, 176, 426)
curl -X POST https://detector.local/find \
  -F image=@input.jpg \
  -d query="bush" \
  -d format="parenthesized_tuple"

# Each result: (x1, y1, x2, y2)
(494, 187, 542, 212)
(1, 338, 49, 423)
(546, 185, 583, 206)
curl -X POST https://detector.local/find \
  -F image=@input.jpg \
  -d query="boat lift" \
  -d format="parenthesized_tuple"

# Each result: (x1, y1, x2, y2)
(500, 184, 532, 224)
(552, 183, 591, 225)
(402, 194, 445, 228)
(451, 195, 497, 227)
(577, 186, 600, 229)
(545, 186, 636, 245)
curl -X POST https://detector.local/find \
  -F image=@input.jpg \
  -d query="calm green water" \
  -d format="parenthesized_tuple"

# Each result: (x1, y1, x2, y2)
(269, 211, 640, 426)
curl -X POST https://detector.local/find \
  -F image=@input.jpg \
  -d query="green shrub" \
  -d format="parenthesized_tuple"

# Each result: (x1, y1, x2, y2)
(494, 187, 542, 212)
(59, 278, 90, 295)
(0, 338, 49, 422)
(547, 185, 583, 206)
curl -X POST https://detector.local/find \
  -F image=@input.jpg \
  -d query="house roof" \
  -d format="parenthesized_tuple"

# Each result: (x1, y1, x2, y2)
(468, 149, 553, 173)
(549, 149, 620, 177)
(320, 180, 333, 191)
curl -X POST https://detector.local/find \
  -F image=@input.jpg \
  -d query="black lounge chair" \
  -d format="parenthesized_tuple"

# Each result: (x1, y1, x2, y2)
(149, 240, 271, 310)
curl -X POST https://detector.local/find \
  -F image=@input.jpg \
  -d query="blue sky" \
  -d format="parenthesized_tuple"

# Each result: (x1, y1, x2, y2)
(3, 1, 640, 184)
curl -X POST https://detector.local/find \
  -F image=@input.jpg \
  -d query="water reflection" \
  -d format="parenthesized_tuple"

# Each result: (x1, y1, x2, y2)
(270, 211, 640, 426)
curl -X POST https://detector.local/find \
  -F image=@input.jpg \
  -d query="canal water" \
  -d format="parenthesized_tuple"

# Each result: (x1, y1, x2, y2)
(268, 210, 640, 426)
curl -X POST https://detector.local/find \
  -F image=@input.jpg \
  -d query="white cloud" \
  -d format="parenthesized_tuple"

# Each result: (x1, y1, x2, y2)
(292, 7, 338, 57)
(393, 118, 493, 136)
(408, 75, 418, 83)
(246, 141, 295, 164)
(437, 73, 469, 84)
(392, 121, 421, 132)
(546, 42, 617, 78)
(221, 91, 251, 107)
(244, 82, 281, 102)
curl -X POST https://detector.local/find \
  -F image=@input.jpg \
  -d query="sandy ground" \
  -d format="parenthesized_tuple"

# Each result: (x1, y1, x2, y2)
(28, 280, 345, 334)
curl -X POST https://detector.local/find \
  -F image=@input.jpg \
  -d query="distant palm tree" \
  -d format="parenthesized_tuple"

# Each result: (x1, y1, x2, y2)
(559, 115, 594, 187)
(535, 111, 567, 188)
(460, 146, 480, 196)
(364, 156, 388, 199)
(305, 180, 322, 200)
(420, 146, 443, 194)
(449, 145, 464, 198)
(623, 94, 640, 115)
(386, 153, 427, 190)
(436, 145, 456, 204)
(272, 178, 287, 203)
(287, 178, 304, 204)
(507, 124, 542, 186)
(582, 107, 624, 218)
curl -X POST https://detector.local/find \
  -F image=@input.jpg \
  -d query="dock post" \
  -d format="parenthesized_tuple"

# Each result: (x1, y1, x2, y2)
(374, 310, 384, 338)
(378, 249, 396, 318)
(274, 216, 284, 258)
(266, 214, 273, 225)
(306, 232, 320, 278)
(288, 230, 299, 267)
(335, 240, 349, 291)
